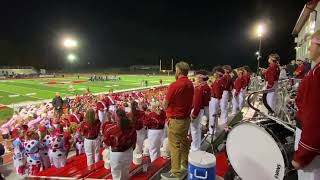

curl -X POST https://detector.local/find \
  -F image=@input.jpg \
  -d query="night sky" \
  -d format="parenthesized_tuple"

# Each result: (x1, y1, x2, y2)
(0, 0, 308, 70)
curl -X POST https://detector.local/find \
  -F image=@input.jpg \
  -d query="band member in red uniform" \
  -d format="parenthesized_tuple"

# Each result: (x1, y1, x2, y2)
(292, 30, 320, 180)
(189, 71, 206, 152)
(208, 66, 225, 135)
(261, 53, 280, 113)
(202, 75, 211, 122)
(220, 65, 232, 125)
(128, 101, 146, 154)
(144, 101, 166, 162)
(69, 108, 82, 124)
(80, 109, 101, 166)
(96, 95, 108, 125)
(232, 68, 245, 115)
(103, 108, 137, 180)
(294, 59, 306, 79)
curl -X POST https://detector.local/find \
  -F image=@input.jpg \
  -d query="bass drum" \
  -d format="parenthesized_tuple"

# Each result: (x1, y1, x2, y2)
(226, 120, 294, 180)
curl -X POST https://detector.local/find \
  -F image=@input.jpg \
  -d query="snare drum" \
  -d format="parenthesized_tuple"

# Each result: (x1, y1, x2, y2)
(226, 120, 294, 180)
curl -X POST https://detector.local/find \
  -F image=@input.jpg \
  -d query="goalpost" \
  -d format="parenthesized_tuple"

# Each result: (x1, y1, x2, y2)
(159, 58, 174, 76)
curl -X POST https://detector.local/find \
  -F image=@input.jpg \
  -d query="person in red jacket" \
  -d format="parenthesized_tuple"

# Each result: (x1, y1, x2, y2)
(202, 75, 211, 123)
(144, 101, 166, 162)
(232, 68, 245, 115)
(208, 66, 225, 135)
(292, 30, 320, 180)
(190, 71, 206, 151)
(261, 53, 280, 113)
(69, 108, 82, 124)
(220, 65, 232, 125)
(102, 108, 137, 180)
(96, 95, 109, 125)
(79, 109, 101, 166)
(128, 100, 147, 154)
(294, 59, 306, 79)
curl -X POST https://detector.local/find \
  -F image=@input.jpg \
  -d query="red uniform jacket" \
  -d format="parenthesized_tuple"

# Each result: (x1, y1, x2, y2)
(234, 76, 245, 96)
(79, 120, 101, 139)
(202, 83, 211, 107)
(210, 78, 224, 99)
(293, 63, 320, 167)
(106, 96, 115, 105)
(96, 99, 108, 111)
(102, 123, 137, 151)
(144, 111, 166, 129)
(294, 64, 305, 79)
(191, 85, 204, 119)
(63, 132, 72, 151)
(264, 63, 280, 89)
(127, 110, 146, 130)
(243, 73, 251, 88)
(222, 73, 232, 91)
(69, 113, 81, 123)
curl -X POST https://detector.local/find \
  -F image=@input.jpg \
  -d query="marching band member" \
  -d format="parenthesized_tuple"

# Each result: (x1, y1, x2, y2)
(69, 108, 82, 124)
(129, 101, 147, 154)
(96, 95, 108, 125)
(202, 75, 211, 124)
(232, 68, 245, 115)
(292, 30, 320, 180)
(103, 108, 137, 180)
(80, 108, 101, 166)
(220, 65, 232, 125)
(144, 101, 166, 162)
(208, 67, 225, 135)
(294, 59, 306, 79)
(261, 53, 280, 113)
(190, 71, 206, 151)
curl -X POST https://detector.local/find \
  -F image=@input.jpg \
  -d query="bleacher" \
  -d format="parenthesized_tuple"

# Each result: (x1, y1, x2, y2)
(0, 66, 37, 76)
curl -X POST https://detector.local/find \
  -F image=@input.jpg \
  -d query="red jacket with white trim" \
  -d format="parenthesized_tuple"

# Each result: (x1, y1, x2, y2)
(293, 63, 320, 167)
(264, 63, 280, 89)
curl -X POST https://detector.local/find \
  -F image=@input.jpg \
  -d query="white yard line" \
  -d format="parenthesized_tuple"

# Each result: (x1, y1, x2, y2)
(0, 89, 43, 100)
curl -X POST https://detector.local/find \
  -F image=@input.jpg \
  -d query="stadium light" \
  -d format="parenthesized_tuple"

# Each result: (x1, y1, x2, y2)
(257, 24, 264, 38)
(63, 38, 77, 48)
(67, 53, 76, 63)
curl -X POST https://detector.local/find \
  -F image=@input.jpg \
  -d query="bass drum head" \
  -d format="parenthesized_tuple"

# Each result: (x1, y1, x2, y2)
(226, 122, 285, 180)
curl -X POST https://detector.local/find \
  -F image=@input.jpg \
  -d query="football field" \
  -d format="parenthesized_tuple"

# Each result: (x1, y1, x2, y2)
(0, 75, 174, 121)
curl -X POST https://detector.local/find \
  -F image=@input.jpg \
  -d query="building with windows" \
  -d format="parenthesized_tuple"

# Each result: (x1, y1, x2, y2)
(293, 0, 320, 60)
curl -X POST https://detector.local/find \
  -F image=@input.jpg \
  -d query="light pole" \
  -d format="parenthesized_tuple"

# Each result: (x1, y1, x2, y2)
(256, 24, 264, 75)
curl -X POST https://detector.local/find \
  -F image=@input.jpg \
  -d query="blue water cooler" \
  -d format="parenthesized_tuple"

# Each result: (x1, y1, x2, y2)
(188, 151, 216, 180)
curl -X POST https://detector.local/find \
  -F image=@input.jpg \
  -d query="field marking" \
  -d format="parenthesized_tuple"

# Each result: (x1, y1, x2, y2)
(0, 83, 69, 97)
(8, 95, 20, 98)
(26, 93, 36, 96)
(0, 89, 43, 100)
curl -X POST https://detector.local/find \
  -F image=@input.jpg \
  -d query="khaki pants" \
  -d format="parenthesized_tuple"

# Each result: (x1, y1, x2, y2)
(168, 118, 191, 177)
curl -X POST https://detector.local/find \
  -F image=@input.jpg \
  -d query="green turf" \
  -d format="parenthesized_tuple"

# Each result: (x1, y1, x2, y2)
(0, 108, 13, 123)
(0, 75, 174, 105)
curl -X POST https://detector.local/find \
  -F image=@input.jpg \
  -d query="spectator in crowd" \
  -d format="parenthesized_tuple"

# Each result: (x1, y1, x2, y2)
(161, 61, 194, 179)
(52, 92, 64, 119)
(287, 60, 297, 77)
